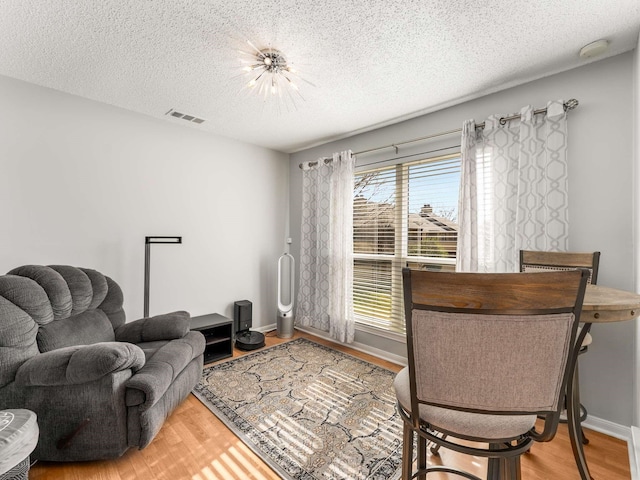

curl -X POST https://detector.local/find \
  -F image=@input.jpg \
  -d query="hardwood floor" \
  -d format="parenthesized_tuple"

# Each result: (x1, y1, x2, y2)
(30, 330, 631, 480)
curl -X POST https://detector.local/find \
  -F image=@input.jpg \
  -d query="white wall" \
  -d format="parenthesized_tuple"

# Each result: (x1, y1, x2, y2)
(0, 74, 289, 326)
(290, 52, 637, 427)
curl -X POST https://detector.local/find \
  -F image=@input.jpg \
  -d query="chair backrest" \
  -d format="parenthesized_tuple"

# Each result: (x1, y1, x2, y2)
(0, 265, 127, 388)
(402, 268, 588, 421)
(519, 250, 600, 285)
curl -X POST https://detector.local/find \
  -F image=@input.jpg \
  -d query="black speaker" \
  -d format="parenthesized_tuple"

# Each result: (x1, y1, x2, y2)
(234, 300, 252, 333)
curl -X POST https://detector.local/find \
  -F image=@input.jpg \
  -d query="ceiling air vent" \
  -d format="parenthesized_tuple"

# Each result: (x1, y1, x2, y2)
(165, 109, 206, 124)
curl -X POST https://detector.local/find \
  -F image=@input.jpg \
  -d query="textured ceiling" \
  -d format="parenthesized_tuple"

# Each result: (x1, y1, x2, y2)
(0, 1, 638, 153)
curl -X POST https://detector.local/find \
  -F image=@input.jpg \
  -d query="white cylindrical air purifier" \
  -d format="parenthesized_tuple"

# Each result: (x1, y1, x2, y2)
(277, 252, 295, 338)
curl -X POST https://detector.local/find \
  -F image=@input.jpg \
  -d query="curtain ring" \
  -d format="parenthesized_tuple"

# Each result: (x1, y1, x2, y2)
(499, 117, 507, 126)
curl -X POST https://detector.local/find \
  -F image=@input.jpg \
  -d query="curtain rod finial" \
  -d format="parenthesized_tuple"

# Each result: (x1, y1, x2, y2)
(565, 99, 579, 110)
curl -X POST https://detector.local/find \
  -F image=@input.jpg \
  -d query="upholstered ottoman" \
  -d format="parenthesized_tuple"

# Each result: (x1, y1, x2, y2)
(0, 410, 38, 480)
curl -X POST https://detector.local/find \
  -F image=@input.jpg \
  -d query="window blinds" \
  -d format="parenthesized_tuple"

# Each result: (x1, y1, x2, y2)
(353, 154, 460, 333)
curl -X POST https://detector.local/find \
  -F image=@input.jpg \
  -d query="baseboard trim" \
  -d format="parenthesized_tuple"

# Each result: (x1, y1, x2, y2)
(294, 325, 407, 366)
(631, 426, 640, 480)
(255, 323, 277, 333)
(582, 415, 631, 442)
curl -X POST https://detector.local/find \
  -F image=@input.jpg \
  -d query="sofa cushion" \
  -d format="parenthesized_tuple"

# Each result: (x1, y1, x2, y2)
(134, 340, 170, 362)
(48, 266, 93, 316)
(97, 277, 126, 329)
(0, 276, 54, 327)
(79, 268, 109, 310)
(37, 310, 115, 352)
(0, 298, 39, 388)
(7, 266, 72, 320)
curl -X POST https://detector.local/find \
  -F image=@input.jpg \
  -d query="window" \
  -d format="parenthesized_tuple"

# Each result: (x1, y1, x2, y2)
(353, 153, 461, 333)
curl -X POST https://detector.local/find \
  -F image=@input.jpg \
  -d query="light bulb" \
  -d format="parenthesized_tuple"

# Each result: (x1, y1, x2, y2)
(239, 43, 310, 106)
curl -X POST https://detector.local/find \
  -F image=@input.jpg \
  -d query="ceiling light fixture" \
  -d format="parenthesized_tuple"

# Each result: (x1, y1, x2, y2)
(239, 40, 310, 110)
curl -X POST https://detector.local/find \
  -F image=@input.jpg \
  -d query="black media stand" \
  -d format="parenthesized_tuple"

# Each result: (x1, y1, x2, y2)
(191, 313, 234, 364)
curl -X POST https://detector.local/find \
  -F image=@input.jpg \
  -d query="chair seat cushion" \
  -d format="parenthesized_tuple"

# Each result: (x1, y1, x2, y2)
(134, 339, 171, 362)
(393, 367, 536, 441)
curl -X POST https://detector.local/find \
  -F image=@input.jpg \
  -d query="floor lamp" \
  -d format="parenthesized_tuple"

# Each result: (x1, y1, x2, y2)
(144, 236, 182, 317)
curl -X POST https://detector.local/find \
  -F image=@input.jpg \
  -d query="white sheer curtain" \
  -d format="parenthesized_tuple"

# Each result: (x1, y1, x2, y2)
(457, 100, 570, 273)
(296, 150, 355, 343)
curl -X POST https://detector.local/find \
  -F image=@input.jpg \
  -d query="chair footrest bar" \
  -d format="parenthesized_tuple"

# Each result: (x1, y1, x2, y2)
(413, 466, 482, 480)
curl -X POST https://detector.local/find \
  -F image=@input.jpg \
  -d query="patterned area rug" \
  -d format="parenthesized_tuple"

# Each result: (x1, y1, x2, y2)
(193, 338, 404, 480)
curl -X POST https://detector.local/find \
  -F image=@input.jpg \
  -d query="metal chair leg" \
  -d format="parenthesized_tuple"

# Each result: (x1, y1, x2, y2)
(418, 435, 427, 480)
(573, 361, 590, 445)
(401, 422, 414, 480)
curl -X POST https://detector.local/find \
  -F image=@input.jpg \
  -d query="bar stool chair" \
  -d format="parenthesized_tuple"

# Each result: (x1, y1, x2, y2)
(394, 268, 588, 479)
(520, 250, 600, 445)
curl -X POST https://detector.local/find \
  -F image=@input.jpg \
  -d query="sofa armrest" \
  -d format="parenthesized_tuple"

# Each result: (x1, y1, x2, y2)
(114, 311, 190, 343)
(125, 331, 205, 409)
(15, 342, 145, 386)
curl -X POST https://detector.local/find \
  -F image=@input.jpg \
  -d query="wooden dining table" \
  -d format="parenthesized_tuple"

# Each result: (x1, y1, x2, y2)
(568, 284, 640, 480)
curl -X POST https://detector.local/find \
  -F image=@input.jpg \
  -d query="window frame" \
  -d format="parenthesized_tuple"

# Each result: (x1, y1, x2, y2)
(353, 152, 461, 335)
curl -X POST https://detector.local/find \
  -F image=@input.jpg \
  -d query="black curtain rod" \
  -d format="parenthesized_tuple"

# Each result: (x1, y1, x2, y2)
(298, 99, 579, 169)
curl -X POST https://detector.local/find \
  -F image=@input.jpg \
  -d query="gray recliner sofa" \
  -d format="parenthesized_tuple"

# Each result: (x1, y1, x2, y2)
(0, 265, 205, 461)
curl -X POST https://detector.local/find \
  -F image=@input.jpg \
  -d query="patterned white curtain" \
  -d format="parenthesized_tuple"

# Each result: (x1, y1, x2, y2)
(457, 100, 569, 273)
(296, 150, 355, 343)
